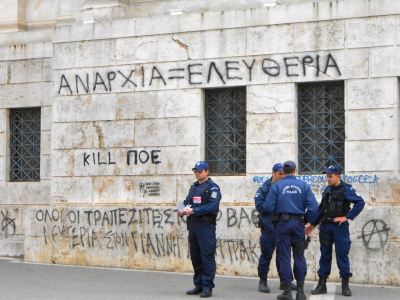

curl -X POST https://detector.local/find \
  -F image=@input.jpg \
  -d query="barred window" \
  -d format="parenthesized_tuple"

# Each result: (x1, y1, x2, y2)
(205, 87, 246, 176)
(10, 108, 41, 181)
(298, 82, 345, 174)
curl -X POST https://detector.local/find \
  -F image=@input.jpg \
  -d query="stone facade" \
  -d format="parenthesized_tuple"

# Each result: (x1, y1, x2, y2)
(0, 0, 400, 286)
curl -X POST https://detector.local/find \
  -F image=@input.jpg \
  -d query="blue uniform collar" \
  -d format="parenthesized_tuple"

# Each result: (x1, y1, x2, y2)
(329, 180, 345, 191)
(194, 178, 212, 186)
(282, 175, 297, 180)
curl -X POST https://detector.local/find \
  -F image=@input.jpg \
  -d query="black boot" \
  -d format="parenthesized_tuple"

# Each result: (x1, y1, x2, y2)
(277, 282, 293, 300)
(259, 275, 270, 293)
(200, 289, 212, 298)
(280, 282, 297, 290)
(342, 277, 352, 296)
(296, 281, 307, 300)
(311, 276, 327, 295)
(186, 286, 203, 295)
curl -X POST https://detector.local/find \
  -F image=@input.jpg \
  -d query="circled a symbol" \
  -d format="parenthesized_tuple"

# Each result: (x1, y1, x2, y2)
(361, 219, 390, 251)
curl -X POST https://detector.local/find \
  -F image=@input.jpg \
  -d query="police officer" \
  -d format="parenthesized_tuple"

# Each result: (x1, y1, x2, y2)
(254, 163, 297, 293)
(178, 161, 222, 298)
(306, 165, 365, 297)
(266, 160, 318, 300)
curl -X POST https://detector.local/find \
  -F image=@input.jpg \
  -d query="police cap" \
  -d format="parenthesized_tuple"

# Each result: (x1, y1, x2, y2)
(283, 160, 296, 172)
(192, 161, 209, 171)
(272, 163, 283, 172)
(323, 165, 341, 175)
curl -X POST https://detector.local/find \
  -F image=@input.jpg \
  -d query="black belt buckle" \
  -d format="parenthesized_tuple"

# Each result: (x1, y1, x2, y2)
(282, 214, 290, 221)
(323, 218, 338, 225)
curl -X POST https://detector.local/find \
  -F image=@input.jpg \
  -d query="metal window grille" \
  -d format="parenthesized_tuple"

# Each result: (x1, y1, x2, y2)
(10, 108, 41, 181)
(298, 82, 345, 174)
(205, 87, 246, 175)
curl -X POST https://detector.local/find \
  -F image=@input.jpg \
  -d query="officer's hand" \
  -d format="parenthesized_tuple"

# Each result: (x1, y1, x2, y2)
(334, 216, 348, 225)
(306, 223, 314, 234)
(178, 210, 185, 217)
(184, 208, 194, 216)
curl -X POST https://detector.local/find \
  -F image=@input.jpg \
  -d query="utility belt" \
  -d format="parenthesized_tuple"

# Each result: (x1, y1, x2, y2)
(188, 214, 217, 224)
(321, 217, 340, 225)
(273, 214, 305, 224)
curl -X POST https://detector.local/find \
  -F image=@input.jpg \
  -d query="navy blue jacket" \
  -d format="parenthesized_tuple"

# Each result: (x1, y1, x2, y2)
(265, 175, 319, 223)
(183, 178, 222, 217)
(311, 181, 365, 226)
(254, 177, 275, 231)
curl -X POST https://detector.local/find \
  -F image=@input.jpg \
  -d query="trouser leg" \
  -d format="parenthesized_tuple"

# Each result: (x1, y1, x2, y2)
(189, 222, 203, 288)
(333, 223, 352, 278)
(317, 224, 334, 278)
(258, 230, 276, 278)
(292, 220, 307, 282)
(276, 247, 281, 279)
(196, 221, 217, 289)
(276, 221, 293, 283)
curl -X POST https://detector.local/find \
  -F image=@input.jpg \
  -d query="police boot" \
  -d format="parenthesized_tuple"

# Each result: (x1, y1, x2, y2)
(280, 282, 297, 290)
(200, 289, 212, 298)
(296, 281, 307, 300)
(259, 275, 270, 293)
(277, 282, 293, 300)
(186, 286, 203, 295)
(342, 277, 352, 296)
(311, 276, 327, 295)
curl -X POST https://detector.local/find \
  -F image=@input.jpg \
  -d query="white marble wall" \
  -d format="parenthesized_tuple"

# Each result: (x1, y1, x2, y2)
(0, 55, 52, 205)
(1, 0, 400, 286)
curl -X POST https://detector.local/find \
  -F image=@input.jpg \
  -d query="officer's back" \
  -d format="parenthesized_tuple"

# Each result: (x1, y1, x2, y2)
(266, 168, 318, 222)
(267, 179, 318, 221)
(264, 160, 318, 300)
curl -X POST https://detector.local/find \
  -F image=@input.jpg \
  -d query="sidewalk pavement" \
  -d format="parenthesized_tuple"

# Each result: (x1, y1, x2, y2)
(0, 258, 398, 300)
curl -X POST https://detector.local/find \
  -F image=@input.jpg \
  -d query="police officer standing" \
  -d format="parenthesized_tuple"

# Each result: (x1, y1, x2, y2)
(178, 161, 222, 298)
(266, 160, 318, 300)
(254, 163, 297, 293)
(306, 165, 365, 297)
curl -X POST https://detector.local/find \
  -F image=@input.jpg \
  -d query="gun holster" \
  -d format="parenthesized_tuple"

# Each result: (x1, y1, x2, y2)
(255, 213, 264, 229)
(209, 213, 217, 225)
(305, 235, 311, 250)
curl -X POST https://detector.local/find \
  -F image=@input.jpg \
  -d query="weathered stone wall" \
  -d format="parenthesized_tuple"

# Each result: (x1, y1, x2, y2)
(1, 201, 399, 285)
(0, 57, 52, 205)
(0, 0, 355, 32)
(0, 0, 399, 287)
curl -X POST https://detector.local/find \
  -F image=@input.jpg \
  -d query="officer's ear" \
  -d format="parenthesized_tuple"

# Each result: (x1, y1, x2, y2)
(205, 169, 210, 175)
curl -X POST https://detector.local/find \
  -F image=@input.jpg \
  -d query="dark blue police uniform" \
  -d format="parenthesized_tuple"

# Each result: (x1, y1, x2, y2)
(266, 174, 318, 284)
(184, 178, 222, 291)
(254, 178, 280, 279)
(311, 181, 365, 279)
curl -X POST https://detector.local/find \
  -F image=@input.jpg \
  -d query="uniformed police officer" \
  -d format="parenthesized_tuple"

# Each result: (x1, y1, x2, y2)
(254, 163, 297, 293)
(306, 165, 365, 297)
(266, 160, 318, 300)
(178, 161, 222, 298)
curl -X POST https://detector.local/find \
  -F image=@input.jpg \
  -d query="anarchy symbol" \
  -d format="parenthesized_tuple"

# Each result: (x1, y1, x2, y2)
(1, 211, 16, 238)
(360, 219, 390, 251)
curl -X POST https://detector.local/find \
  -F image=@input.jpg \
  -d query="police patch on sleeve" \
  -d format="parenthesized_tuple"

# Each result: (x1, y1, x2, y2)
(211, 191, 218, 199)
